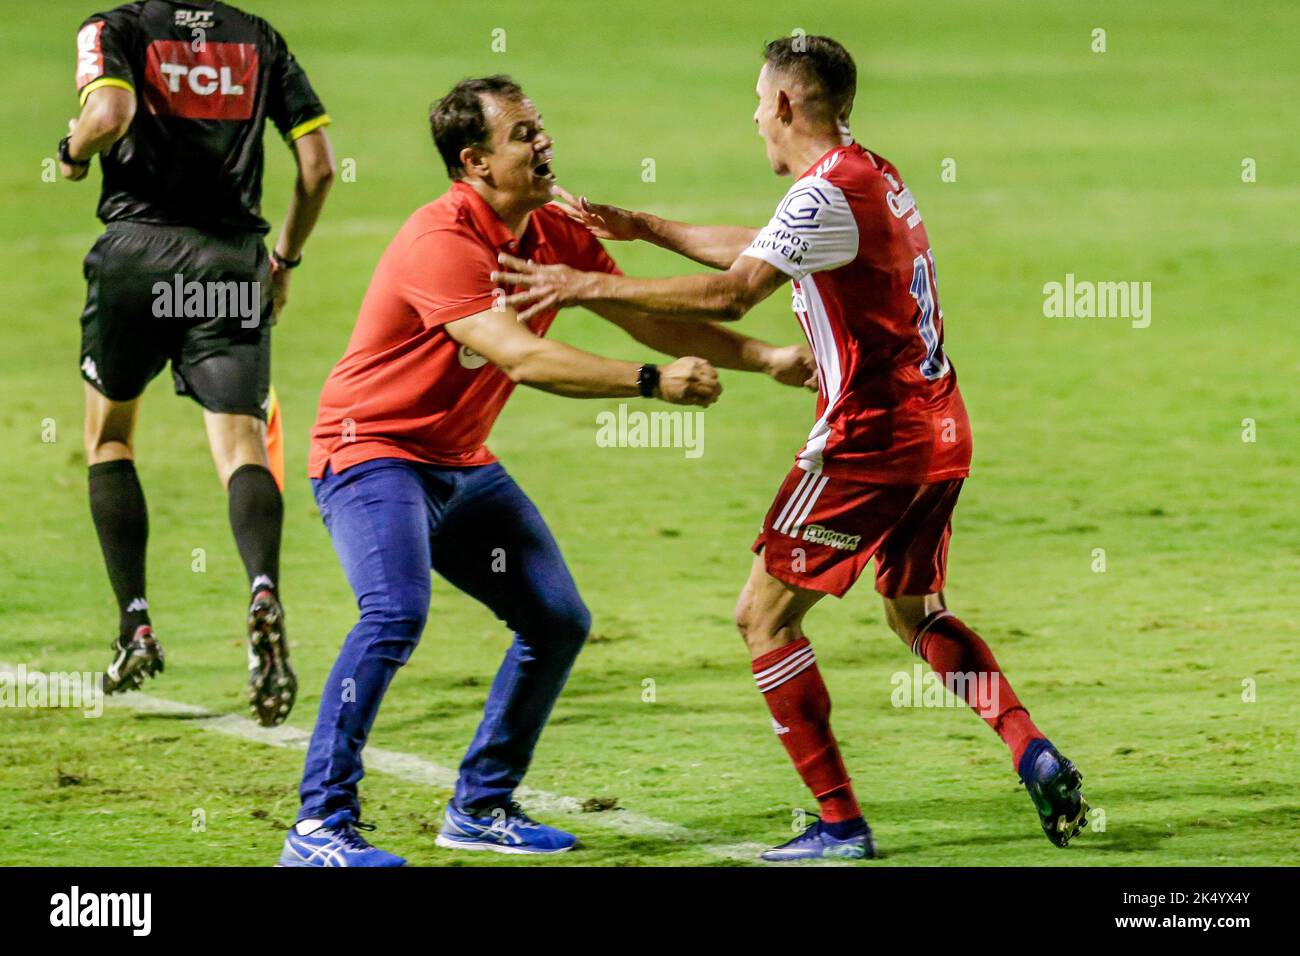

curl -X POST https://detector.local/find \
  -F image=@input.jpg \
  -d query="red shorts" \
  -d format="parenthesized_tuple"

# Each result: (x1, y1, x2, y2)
(752, 466, 964, 598)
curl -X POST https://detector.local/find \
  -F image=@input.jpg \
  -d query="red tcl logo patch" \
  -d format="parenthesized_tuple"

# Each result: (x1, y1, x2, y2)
(143, 40, 258, 119)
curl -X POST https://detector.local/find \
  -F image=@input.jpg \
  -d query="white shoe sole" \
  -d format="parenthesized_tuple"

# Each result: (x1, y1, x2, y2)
(434, 834, 573, 855)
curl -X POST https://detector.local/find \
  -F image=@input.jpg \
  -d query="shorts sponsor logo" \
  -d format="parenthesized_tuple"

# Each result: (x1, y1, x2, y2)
(801, 523, 861, 551)
(143, 40, 259, 120)
(457, 344, 490, 369)
(81, 356, 101, 385)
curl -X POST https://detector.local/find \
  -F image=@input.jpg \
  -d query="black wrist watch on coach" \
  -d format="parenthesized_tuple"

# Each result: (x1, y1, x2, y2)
(58, 135, 89, 168)
(637, 363, 660, 398)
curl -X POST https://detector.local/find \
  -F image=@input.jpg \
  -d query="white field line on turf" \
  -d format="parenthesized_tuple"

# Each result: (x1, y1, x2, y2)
(1, 662, 803, 861)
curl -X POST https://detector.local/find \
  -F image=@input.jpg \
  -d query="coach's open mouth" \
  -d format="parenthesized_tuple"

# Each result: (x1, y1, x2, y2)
(532, 157, 554, 181)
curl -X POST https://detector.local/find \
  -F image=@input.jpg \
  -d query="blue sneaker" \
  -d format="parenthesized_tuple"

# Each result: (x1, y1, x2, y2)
(1019, 738, 1089, 847)
(435, 801, 578, 854)
(276, 811, 407, 867)
(760, 818, 876, 862)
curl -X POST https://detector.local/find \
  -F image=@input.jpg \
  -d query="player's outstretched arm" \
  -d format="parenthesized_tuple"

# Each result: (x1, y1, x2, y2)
(445, 307, 721, 406)
(589, 301, 816, 391)
(554, 185, 757, 271)
(495, 251, 788, 324)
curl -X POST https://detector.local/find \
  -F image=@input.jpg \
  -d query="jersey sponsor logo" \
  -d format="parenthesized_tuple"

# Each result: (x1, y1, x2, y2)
(749, 228, 811, 268)
(801, 523, 862, 551)
(883, 171, 922, 228)
(457, 344, 490, 369)
(750, 183, 835, 268)
(143, 40, 259, 120)
(775, 183, 831, 231)
(174, 9, 216, 29)
(75, 21, 105, 88)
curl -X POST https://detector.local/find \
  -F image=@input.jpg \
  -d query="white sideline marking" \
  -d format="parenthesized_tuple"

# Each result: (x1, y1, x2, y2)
(0, 663, 737, 852)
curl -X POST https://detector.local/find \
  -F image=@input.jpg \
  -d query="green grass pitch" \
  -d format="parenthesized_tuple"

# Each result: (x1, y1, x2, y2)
(1, 0, 1297, 866)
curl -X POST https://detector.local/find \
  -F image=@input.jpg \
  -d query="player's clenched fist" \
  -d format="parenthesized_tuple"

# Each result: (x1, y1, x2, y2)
(657, 356, 721, 407)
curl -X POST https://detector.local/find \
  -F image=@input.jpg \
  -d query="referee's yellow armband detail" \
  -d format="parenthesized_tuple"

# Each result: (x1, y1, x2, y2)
(285, 113, 331, 144)
(79, 76, 135, 107)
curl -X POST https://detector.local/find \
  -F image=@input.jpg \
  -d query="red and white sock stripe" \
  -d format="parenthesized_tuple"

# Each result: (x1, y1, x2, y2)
(754, 643, 818, 693)
(909, 609, 953, 657)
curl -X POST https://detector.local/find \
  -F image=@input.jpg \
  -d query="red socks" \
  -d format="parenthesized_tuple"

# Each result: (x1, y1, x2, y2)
(911, 611, 1043, 768)
(752, 617, 1040, 815)
(751, 638, 862, 823)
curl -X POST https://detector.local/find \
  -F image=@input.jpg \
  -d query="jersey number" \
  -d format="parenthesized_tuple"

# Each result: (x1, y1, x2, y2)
(909, 249, 948, 381)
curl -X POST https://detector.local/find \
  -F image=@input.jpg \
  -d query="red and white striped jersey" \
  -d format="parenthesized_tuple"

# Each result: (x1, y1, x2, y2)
(741, 143, 972, 485)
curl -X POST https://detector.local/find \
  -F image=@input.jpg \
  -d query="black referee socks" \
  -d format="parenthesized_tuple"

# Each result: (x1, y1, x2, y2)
(227, 463, 283, 594)
(88, 459, 151, 637)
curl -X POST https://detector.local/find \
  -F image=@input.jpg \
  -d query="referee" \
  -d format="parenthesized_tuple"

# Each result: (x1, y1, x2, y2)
(61, 1, 334, 725)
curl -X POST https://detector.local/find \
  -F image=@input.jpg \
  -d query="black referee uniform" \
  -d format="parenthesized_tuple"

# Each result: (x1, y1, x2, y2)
(70, 0, 330, 723)
(75, 0, 329, 414)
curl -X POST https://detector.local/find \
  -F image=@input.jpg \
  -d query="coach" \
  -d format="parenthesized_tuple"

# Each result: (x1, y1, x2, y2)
(278, 74, 815, 865)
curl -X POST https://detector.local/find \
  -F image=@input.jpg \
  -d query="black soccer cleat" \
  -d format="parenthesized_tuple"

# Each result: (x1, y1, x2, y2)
(1019, 739, 1089, 847)
(247, 588, 296, 727)
(102, 625, 165, 694)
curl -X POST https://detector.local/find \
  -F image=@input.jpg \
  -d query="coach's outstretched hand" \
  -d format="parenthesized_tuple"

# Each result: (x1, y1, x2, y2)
(658, 356, 722, 407)
(551, 185, 641, 242)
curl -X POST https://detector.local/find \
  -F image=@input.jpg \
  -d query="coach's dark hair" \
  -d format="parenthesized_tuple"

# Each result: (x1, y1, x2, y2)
(763, 35, 857, 124)
(429, 75, 525, 180)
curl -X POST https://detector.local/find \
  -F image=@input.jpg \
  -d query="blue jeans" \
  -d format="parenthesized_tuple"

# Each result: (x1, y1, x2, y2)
(299, 457, 590, 819)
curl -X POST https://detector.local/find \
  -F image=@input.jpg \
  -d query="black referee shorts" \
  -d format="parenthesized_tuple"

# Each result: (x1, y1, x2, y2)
(79, 221, 273, 419)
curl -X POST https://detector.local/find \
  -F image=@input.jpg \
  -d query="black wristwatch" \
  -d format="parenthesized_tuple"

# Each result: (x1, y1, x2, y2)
(270, 250, 302, 270)
(637, 363, 660, 398)
(58, 135, 89, 168)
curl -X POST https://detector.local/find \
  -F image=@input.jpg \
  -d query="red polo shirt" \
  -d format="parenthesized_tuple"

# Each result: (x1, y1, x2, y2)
(309, 182, 620, 477)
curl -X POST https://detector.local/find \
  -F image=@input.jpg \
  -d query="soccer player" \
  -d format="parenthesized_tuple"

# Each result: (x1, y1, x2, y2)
(277, 75, 816, 866)
(495, 36, 1089, 860)
(62, 0, 335, 725)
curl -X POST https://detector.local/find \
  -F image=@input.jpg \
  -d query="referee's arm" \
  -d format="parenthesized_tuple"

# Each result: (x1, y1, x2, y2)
(275, 129, 334, 262)
(269, 128, 336, 319)
(60, 86, 134, 181)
